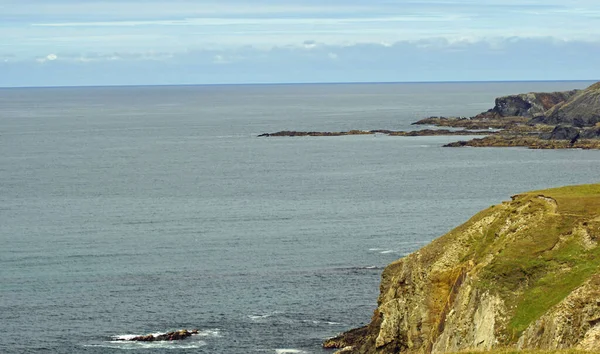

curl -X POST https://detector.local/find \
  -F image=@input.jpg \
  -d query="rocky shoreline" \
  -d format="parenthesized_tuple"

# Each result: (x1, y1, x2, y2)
(258, 129, 493, 137)
(259, 82, 600, 149)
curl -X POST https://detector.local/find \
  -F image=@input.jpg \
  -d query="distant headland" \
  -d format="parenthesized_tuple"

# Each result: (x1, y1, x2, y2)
(260, 81, 600, 149)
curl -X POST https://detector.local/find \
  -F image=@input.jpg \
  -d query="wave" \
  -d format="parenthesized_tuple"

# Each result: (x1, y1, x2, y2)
(301, 319, 341, 325)
(112, 329, 221, 340)
(248, 311, 282, 321)
(91, 329, 220, 350)
(195, 329, 221, 337)
(249, 312, 341, 327)
(85, 340, 207, 350)
(275, 349, 307, 354)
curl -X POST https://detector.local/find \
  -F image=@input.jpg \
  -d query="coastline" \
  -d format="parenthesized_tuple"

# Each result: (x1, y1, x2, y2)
(259, 82, 600, 149)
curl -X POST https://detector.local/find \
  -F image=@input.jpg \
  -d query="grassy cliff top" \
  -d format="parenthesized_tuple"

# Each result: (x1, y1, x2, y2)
(453, 183, 600, 338)
(325, 184, 600, 352)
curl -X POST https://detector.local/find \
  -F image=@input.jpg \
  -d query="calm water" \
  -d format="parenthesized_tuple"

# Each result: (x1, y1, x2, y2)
(1, 81, 599, 353)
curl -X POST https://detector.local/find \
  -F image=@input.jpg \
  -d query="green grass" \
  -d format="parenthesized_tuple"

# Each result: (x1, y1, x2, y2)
(452, 184, 600, 340)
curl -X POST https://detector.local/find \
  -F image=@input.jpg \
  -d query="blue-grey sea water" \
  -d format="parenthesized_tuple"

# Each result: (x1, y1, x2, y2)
(1, 81, 599, 353)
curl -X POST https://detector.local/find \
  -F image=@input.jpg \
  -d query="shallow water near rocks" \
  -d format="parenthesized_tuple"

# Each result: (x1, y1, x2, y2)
(1, 81, 599, 353)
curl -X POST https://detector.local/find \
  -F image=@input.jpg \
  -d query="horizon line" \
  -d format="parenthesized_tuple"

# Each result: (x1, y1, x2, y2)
(1, 79, 597, 90)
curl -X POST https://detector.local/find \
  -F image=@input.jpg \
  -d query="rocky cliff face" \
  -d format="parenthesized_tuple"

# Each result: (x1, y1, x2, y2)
(476, 90, 579, 119)
(325, 184, 600, 353)
(537, 82, 600, 127)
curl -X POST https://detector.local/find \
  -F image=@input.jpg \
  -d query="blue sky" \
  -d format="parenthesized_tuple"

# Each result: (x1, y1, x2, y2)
(1, 0, 600, 86)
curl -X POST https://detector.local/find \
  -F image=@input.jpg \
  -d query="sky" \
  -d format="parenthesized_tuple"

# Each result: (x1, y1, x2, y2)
(1, 0, 600, 86)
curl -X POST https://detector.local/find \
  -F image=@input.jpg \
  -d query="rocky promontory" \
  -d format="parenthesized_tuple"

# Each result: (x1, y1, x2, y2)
(535, 82, 600, 127)
(474, 89, 579, 119)
(415, 82, 600, 148)
(325, 184, 600, 353)
(260, 81, 600, 149)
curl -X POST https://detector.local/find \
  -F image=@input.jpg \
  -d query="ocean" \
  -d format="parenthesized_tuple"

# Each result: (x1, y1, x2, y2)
(1, 81, 598, 353)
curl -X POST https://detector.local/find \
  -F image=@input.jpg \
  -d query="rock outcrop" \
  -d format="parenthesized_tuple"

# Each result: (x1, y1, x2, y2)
(117, 329, 199, 342)
(260, 82, 600, 149)
(325, 184, 600, 353)
(536, 82, 600, 127)
(475, 90, 579, 119)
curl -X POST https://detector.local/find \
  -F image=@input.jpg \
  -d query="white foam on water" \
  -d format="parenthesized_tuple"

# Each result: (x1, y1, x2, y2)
(275, 349, 306, 354)
(301, 319, 341, 325)
(103, 329, 219, 350)
(380, 250, 396, 254)
(85, 340, 208, 350)
(368, 248, 383, 251)
(196, 329, 221, 337)
(248, 311, 281, 321)
(112, 332, 166, 341)
(113, 334, 138, 341)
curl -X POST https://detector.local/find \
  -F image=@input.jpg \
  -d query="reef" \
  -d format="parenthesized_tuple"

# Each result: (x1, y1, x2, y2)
(116, 329, 199, 342)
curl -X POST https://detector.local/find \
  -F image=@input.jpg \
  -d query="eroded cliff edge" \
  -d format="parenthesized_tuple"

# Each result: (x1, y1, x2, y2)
(325, 184, 600, 353)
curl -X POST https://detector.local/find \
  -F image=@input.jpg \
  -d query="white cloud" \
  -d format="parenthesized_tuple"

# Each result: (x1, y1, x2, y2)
(1, 0, 599, 60)
(36, 53, 58, 63)
(32, 15, 465, 28)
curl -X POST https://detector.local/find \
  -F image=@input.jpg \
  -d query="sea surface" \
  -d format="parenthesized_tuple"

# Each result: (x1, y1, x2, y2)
(1, 81, 599, 353)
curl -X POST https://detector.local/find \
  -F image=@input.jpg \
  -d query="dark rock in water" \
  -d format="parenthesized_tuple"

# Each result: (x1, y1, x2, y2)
(119, 329, 199, 342)
(443, 140, 469, 147)
(323, 326, 371, 351)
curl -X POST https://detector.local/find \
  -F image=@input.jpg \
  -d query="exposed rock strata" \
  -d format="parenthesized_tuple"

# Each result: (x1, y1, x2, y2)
(535, 82, 600, 127)
(325, 184, 600, 353)
(475, 90, 578, 119)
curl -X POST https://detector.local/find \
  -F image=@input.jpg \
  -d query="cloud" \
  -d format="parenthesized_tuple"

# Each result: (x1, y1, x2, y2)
(31, 15, 464, 27)
(3, 1, 600, 86)
(2, 36, 600, 87)
(36, 53, 58, 63)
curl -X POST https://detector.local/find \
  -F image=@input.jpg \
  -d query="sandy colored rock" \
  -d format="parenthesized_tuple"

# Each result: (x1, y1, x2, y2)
(325, 185, 600, 353)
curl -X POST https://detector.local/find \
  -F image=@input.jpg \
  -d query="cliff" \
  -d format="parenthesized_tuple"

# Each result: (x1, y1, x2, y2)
(476, 90, 579, 119)
(535, 82, 600, 127)
(325, 184, 600, 353)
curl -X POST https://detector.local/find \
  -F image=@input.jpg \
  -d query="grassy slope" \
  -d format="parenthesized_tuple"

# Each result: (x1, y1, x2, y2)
(449, 184, 600, 341)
